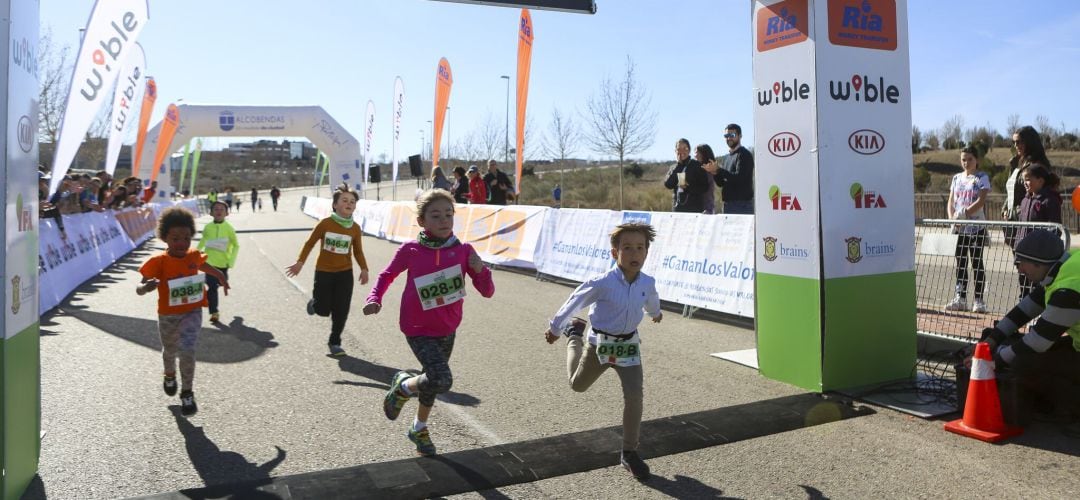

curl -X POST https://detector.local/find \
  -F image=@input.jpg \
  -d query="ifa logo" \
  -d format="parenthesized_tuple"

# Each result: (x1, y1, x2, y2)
(219, 111, 235, 131)
(769, 185, 802, 211)
(757, 79, 810, 107)
(768, 132, 801, 157)
(850, 183, 886, 208)
(848, 129, 884, 155)
(828, 0, 898, 51)
(756, 0, 809, 52)
(828, 74, 900, 104)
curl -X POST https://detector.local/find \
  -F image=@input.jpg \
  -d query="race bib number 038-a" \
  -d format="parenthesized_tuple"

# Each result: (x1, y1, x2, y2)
(168, 274, 206, 307)
(323, 232, 351, 254)
(596, 333, 641, 367)
(413, 268, 466, 310)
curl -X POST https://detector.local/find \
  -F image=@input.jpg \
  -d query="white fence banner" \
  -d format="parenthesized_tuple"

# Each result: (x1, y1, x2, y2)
(39, 211, 135, 313)
(536, 208, 622, 282)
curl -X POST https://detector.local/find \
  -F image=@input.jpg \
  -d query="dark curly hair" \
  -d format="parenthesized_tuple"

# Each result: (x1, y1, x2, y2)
(157, 206, 196, 241)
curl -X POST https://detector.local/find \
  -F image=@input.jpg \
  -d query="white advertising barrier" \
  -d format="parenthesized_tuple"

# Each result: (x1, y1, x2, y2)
(38, 211, 136, 313)
(355, 199, 392, 239)
(302, 195, 332, 220)
(535, 208, 622, 282)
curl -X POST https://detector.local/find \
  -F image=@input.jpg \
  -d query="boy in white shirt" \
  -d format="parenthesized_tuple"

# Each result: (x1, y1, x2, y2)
(544, 222, 663, 481)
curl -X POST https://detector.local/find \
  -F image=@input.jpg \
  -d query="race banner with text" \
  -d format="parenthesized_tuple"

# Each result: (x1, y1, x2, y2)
(363, 99, 375, 195)
(132, 76, 157, 177)
(514, 8, 534, 194)
(432, 58, 453, 169)
(38, 211, 136, 313)
(104, 41, 145, 176)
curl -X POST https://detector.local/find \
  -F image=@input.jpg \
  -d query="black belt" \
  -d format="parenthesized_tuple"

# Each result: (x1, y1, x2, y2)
(592, 328, 636, 341)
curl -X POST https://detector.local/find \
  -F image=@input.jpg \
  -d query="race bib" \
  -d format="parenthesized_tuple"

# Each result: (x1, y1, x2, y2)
(413, 267, 466, 310)
(323, 232, 351, 254)
(168, 274, 205, 307)
(205, 238, 229, 252)
(595, 332, 641, 367)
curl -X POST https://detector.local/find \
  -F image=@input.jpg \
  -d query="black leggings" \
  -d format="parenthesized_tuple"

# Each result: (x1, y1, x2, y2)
(406, 334, 456, 407)
(206, 267, 229, 314)
(313, 269, 354, 345)
(954, 232, 986, 299)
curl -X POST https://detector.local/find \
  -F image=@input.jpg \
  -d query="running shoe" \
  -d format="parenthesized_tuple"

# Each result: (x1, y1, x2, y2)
(163, 375, 178, 396)
(306, 299, 316, 316)
(210, 312, 220, 323)
(383, 371, 412, 420)
(328, 344, 346, 357)
(944, 295, 967, 312)
(180, 391, 198, 416)
(407, 427, 436, 456)
(620, 450, 650, 480)
(971, 299, 988, 314)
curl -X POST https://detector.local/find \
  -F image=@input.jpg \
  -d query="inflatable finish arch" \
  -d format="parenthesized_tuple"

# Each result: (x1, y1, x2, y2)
(135, 105, 363, 199)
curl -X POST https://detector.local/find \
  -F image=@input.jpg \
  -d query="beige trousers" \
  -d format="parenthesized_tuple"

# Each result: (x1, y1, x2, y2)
(567, 336, 644, 451)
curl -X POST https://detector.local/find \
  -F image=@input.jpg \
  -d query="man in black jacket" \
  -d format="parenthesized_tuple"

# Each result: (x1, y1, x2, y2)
(705, 124, 755, 214)
(663, 138, 709, 213)
(483, 159, 514, 205)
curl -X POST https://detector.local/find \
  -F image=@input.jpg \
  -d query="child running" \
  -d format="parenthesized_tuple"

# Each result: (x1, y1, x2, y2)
(137, 207, 230, 416)
(543, 222, 662, 481)
(196, 200, 239, 323)
(364, 189, 494, 456)
(285, 183, 369, 357)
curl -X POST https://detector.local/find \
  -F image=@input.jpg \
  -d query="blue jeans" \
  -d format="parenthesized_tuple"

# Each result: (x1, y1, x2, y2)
(723, 200, 754, 214)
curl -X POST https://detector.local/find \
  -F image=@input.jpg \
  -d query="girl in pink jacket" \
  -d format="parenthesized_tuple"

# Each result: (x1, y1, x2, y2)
(363, 189, 494, 456)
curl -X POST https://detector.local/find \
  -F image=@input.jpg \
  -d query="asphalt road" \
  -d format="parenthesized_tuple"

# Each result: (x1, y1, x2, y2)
(26, 189, 1080, 499)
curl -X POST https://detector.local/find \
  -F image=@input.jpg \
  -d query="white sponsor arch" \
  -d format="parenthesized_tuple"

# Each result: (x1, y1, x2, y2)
(135, 104, 363, 200)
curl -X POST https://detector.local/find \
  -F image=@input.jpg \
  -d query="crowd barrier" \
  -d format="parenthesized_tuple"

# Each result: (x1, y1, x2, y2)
(38, 199, 202, 314)
(302, 197, 757, 318)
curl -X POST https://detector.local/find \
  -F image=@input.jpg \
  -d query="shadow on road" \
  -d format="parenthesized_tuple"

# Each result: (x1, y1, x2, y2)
(63, 309, 278, 364)
(334, 355, 481, 407)
(171, 406, 286, 496)
(641, 474, 739, 499)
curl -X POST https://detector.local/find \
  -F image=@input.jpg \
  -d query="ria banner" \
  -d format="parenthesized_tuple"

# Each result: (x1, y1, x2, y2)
(392, 77, 404, 184)
(104, 41, 145, 176)
(432, 58, 453, 169)
(148, 103, 180, 186)
(132, 76, 157, 177)
(515, 8, 534, 194)
(49, 0, 150, 195)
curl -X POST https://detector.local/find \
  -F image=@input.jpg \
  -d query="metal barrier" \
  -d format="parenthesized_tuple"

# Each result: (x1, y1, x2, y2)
(915, 219, 1070, 342)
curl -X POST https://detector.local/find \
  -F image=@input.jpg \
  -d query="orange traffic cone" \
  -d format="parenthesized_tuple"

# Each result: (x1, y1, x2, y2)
(944, 342, 1023, 442)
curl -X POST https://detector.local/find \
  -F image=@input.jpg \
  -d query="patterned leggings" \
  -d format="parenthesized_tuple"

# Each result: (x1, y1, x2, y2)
(406, 334, 456, 407)
(158, 310, 202, 391)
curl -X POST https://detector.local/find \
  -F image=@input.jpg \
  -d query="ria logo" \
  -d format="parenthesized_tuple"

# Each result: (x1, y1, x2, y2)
(850, 183, 886, 208)
(757, 78, 810, 106)
(848, 129, 884, 155)
(769, 185, 802, 211)
(828, 0, 898, 51)
(828, 74, 900, 104)
(756, 0, 809, 52)
(18, 115, 34, 153)
(768, 132, 801, 157)
(219, 111, 235, 131)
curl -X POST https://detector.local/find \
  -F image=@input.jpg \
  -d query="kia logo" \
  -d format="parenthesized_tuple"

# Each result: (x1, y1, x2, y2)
(848, 129, 884, 155)
(767, 132, 801, 158)
(17, 115, 33, 153)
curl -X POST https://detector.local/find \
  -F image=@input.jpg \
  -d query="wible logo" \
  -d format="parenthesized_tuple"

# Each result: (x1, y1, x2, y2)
(828, 74, 899, 103)
(79, 11, 140, 102)
(757, 78, 810, 106)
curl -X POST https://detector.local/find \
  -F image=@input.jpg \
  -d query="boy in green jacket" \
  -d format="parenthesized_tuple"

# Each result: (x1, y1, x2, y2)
(197, 201, 239, 322)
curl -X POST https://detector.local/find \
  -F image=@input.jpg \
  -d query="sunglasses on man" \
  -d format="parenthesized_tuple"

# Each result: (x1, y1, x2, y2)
(723, 133, 737, 139)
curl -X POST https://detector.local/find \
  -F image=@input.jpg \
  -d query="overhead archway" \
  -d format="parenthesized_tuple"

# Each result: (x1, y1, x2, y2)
(135, 104, 362, 200)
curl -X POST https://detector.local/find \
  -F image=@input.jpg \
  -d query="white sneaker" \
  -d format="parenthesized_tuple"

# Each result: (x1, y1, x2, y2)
(971, 299, 987, 314)
(944, 295, 967, 311)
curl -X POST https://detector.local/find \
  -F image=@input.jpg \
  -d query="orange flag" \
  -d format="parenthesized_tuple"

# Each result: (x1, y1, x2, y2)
(432, 57, 453, 169)
(132, 77, 157, 178)
(148, 103, 180, 189)
(515, 9, 534, 194)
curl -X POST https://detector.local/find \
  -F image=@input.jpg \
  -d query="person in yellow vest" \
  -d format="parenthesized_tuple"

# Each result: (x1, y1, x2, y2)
(197, 200, 239, 323)
(978, 229, 1080, 431)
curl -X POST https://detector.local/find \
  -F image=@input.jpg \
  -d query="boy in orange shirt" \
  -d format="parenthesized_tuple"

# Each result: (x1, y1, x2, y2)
(137, 207, 229, 416)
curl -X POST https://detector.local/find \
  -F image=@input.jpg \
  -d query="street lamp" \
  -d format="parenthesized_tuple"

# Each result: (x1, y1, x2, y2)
(426, 120, 433, 165)
(419, 129, 425, 162)
(446, 106, 451, 161)
(500, 75, 510, 162)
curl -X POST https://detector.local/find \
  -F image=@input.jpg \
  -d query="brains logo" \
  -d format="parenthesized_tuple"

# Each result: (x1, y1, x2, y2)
(763, 237, 778, 262)
(845, 237, 863, 263)
(219, 111, 235, 131)
(10, 275, 21, 315)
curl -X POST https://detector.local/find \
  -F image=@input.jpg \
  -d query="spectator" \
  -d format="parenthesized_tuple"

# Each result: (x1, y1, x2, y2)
(95, 170, 112, 204)
(663, 138, 708, 213)
(450, 167, 469, 204)
(223, 188, 234, 210)
(483, 159, 514, 205)
(251, 187, 259, 212)
(704, 124, 755, 214)
(107, 186, 129, 209)
(38, 170, 66, 239)
(694, 144, 717, 214)
(944, 146, 991, 313)
(83, 177, 106, 212)
(142, 180, 158, 204)
(431, 167, 452, 191)
(1016, 164, 1062, 299)
(466, 165, 487, 204)
(1003, 125, 1052, 247)
(270, 186, 282, 211)
(553, 183, 562, 209)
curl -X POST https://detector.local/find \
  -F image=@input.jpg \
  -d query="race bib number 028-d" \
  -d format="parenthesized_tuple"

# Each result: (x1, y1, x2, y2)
(323, 232, 352, 254)
(596, 333, 641, 367)
(168, 274, 206, 307)
(413, 267, 466, 310)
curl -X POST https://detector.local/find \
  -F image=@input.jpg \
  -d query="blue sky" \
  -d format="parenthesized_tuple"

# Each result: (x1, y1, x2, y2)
(40, 0, 1080, 163)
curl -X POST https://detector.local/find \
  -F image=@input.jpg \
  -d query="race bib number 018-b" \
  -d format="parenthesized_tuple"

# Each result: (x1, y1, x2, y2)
(414, 267, 466, 310)
(323, 232, 351, 254)
(596, 333, 641, 367)
(168, 274, 206, 307)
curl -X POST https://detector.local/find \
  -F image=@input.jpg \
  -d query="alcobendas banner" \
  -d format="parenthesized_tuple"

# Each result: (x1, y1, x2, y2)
(432, 58, 453, 169)
(515, 8, 534, 194)
(49, 0, 149, 195)
(132, 76, 157, 177)
(104, 41, 145, 176)
(148, 103, 179, 187)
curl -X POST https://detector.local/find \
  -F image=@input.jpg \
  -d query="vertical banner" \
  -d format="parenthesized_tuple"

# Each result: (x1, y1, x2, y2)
(48, 0, 150, 195)
(392, 77, 404, 187)
(3, 0, 42, 496)
(148, 103, 179, 187)
(319, 153, 330, 186)
(313, 151, 323, 187)
(514, 8, 534, 195)
(432, 57, 453, 169)
(103, 41, 145, 176)
(131, 76, 157, 178)
(188, 138, 202, 195)
(363, 99, 375, 194)
(176, 141, 190, 195)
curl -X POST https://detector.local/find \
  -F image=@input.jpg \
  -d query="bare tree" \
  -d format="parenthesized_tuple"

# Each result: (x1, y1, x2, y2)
(1034, 114, 1055, 145)
(477, 111, 504, 162)
(543, 106, 579, 162)
(583, 56, 657, 209)
(941, 114, 964, 150)
(1005, 113, 1020, 136)
(38, 28, 72, 149)
(911, 125, 922, 153)
(925, 128, 940, 150)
